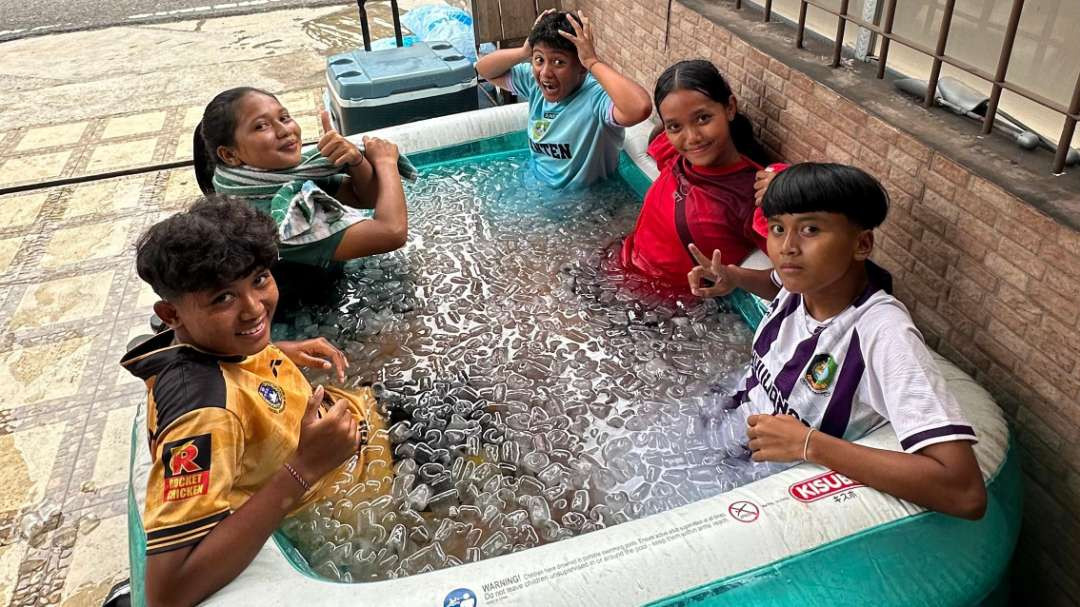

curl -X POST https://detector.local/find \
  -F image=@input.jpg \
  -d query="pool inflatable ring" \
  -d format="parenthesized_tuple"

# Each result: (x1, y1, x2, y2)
(126, 104, 1019, 606)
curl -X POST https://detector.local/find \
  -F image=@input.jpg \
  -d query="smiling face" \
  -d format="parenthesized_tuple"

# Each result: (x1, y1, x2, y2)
(216, 92, 302, 170)
(658, 88, 740, 167)
(531, 43, 587, 102)
(157, 267, 278, 357)
(766, 211, 873, 297)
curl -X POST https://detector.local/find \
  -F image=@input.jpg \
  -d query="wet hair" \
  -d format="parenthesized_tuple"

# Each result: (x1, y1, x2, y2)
(527, 11, 579, 57)
(654, 59, 770, 167)
(193, 86, 278, 195)
(136, 195, 279, 300)
(762, 163, 890, 229)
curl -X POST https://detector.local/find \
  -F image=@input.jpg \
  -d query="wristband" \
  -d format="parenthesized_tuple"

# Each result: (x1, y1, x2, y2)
(802, 427, 816, 462)
(283, 461, 311, 492)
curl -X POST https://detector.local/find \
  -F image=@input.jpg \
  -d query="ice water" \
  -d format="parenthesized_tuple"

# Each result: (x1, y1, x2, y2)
(275, 152, 777, 582)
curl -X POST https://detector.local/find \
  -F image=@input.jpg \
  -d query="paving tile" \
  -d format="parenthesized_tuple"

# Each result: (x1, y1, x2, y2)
(89, 406, 138, 489)
(173, 132, 195, 161)
(0, 236, 24, 274)
(0, 421, 66, 513)
(84, 138, 159, 174)
(63, 178, 143, 219)
(180, 105, 204, 130)
(0, 337, 94, 412)
(0, 150, 73, 186)
(101, 111, 168, 139)
(15, 122, 89, 152)
(161, 168, 201, 210)
(58, 513, 129, 607)
(0, 540, 27, 607)
(9, 271, 115, 330)
(40, 220, 133, 269)
(279, 89, 319, 115)
(0, 192, 49, 229)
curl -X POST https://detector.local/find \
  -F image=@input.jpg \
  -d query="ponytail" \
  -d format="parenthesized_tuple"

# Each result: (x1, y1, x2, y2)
(654, 59, 772, 166)
(729, 113, 770, 167)
(193, 122, 215, 195)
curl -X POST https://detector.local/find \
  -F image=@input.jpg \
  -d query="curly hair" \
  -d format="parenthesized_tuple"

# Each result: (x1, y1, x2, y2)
(136, 195, 279, 300)
(527, 11, 578, 57)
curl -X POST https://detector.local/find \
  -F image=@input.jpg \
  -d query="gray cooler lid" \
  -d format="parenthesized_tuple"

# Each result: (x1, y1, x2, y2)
(327, 41, 475, 101)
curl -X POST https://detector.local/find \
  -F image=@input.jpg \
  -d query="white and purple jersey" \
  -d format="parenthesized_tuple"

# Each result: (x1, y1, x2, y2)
(732, 264, 977, 453)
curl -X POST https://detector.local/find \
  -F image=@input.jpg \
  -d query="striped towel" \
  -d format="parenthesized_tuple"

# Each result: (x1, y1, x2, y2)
(212, 145, 417, 246)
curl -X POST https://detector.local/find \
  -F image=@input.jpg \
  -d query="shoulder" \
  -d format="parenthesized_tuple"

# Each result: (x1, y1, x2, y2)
(152, 352, 230, 440)
(854, 293, 918, 340)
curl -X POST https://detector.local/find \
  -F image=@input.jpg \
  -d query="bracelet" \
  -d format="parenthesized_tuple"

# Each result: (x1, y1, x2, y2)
(802, 427, 816, 462)
(283, 462, 311, 492)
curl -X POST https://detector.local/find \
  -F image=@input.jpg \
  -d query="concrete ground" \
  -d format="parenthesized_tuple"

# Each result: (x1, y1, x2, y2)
(0, 2, 451, 604)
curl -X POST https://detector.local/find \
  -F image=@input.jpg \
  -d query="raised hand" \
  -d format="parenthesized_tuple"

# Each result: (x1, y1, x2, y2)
(558, 11, 599, 70)
(687, 243, 739, 297)
(523, 8, 557, 53)
(289, 385, 359, 485)
(317, 110, 364, 167)
(753, 166, 780, 208)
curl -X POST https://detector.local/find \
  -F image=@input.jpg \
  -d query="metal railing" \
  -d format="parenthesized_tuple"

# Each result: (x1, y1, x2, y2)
(730, 0, 1080, 174)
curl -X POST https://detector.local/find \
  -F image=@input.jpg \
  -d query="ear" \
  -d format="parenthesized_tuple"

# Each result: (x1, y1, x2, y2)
(153, 300, 183, 331)
(853, 229, 874, 261)
(216, 145, 242, 167)
(725, 95, 738, 121)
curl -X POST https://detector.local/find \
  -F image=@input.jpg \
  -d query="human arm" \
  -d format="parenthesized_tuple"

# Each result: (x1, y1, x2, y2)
(316, 111, 378, 208)
(145, 387, 361, 607)
(561, 11, 652, 126)
(331, 136, 409, 259)
(687, 243, 780, 300)
(746, 414, 987, 519)
(275, 338, 349, 384)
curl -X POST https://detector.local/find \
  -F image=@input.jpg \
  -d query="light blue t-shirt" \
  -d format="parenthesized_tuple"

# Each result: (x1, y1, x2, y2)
(509, 63, 625, 189)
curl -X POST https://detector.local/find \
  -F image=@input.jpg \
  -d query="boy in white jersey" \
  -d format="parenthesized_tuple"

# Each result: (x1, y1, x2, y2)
(475, 10, 652, 189)
(688, 163, 987, 519)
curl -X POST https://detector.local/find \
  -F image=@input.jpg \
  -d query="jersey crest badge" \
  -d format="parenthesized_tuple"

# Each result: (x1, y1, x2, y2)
(258, 381, 286, 413)
(530, 118, 551, 140)
(805, 353, 839, 393)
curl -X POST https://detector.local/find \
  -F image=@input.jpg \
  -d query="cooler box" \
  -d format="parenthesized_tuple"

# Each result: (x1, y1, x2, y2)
(325, 41, 479, 136)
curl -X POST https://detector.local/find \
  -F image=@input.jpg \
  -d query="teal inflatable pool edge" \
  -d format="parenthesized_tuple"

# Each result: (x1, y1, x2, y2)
(646, 442, 1022, 607)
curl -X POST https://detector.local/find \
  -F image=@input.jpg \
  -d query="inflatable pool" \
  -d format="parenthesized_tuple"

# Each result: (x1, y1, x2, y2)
(126, 104, 1020, 606)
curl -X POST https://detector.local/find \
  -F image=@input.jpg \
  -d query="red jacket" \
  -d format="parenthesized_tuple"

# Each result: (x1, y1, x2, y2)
(621, 133, 766, 291)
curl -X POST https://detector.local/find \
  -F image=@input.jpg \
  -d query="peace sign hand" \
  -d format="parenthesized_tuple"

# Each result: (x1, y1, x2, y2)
(317, 110, 364, 167)
(558, 11, 599, 70)
(687, 243, 739, 297)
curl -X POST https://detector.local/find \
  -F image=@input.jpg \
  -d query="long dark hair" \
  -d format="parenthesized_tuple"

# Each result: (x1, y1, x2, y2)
(654, 59, 770, 167)
(193, 86, 278, 194)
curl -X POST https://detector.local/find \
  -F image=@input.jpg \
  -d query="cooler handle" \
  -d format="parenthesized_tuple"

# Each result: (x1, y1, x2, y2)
(356, 0, 404, 51)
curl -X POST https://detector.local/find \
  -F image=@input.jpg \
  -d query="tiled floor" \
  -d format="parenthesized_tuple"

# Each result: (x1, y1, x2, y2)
(0, 86, 325, 607)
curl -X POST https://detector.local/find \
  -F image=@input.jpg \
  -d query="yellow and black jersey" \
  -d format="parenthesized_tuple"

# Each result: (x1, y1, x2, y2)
(120, 331, 388, 555)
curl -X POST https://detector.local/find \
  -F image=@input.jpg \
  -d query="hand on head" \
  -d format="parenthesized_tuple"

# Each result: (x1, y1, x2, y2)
(687, 243, 738, 297)
(753, 166, 779, 208)
(558, 11, 598, 69)
(317, 110, 364, 167)
(523, 8, 557, 52)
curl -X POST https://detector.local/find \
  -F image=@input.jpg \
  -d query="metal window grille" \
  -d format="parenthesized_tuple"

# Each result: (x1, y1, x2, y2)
(729, 0, 1080, 174)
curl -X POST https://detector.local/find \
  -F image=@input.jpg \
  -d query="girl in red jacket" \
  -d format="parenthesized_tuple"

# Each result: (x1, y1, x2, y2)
(620, 60, 775, 292)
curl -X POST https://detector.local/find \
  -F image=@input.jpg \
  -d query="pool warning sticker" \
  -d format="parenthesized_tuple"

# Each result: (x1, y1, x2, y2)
(788, 470, 863, 503)
(728, 501, 760, 523)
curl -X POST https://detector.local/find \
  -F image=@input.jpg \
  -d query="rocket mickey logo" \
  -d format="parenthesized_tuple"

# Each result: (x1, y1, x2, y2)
(258, 381, 286, 413)
(804, 353, 838, 394)
(162, 434, 212, 502)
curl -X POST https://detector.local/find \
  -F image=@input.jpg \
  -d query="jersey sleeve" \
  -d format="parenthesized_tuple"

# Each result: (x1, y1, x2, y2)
(859, 303, 977, 453)
(508, 63, 537, 99)
(143, 407, 244, 555)
(585, 76, 620, 128)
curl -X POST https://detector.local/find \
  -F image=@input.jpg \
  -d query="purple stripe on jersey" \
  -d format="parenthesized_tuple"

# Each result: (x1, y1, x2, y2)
(775, 330, 824, 400)
(819, 329, 865, 439)
(900, 424, 977, 451)
(730, 375, 759, 408)
(753, 293, 801, 357)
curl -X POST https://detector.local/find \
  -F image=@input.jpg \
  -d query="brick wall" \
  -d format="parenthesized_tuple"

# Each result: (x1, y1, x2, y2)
(560, 0, 1080, 602)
